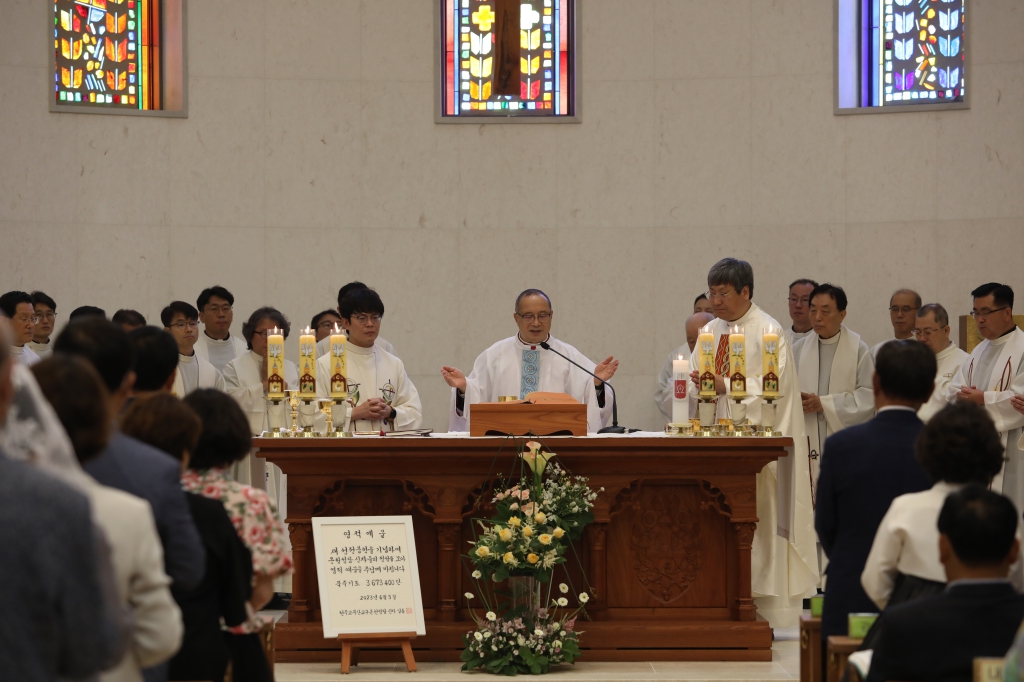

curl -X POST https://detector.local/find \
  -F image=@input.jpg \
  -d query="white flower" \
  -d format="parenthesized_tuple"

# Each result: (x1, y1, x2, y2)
(559, 583, 569, 594)
(579, 592, 589, 603)
(486, 611, 497, 621)
(472, 570, 482, 579)
(484, 631, 492, 639)
(517, 635, 526, 646)
(553, 640, 562, 649)
(560, 630, 566, 637)
(465, 592, 474, 600)
(474, 631, 484, 641)
(557, 597, 568, 607)
(535, 628, 544, 636)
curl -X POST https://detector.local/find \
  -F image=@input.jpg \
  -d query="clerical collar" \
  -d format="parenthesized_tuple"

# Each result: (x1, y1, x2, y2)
(179, 353, 196, 364)
(937, 341, 957, 358)
(10, 345, 24, 355)
(726, 303, 757, 327)
(819, 330, 842, 345)
(516, 333, 550, 350)
(249, 350, 263, 364)
(990, 328, 1019, 346)
(204, 331, 233, 344)
(348, 342, 375, 356)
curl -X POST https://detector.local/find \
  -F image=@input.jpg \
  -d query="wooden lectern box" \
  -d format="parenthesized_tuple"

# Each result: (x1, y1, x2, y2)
(469, 401, 588, 437)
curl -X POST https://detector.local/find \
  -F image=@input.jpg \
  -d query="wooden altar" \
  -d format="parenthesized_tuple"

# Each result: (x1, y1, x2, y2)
(256, 435, 792, 662)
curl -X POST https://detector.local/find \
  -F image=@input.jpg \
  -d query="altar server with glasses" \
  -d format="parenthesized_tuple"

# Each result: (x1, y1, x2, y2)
(28, 291, 57, 360)
(441, 288, 617, 433)
(194, 286, 248, 372)
(914, 303, 968, 422)
(947, 283, 1024, 509)
(162, 301, 225, 396)
(315, 282, 396, 358)
(0, 291, 41, 367)
(786, 279, 818, 347)
(316, 288, 422, 433)
(870, 289, 922, 360)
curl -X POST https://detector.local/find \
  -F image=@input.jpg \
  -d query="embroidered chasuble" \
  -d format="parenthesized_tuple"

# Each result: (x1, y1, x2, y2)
(520, 348, 540, 398)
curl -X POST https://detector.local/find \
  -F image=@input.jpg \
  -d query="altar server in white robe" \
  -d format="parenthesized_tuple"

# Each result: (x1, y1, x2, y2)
(162, 301, 226, 396)
(442, 289, 618, 433)
(194, 286, 248, 372)
(793, 283, 874, 487)
(947, 283, 1024, 508)
(915, 303, 968, 422)
(315, 282, 396, 358)
(870, 289, 921, 360)
(688, 258, 817, 603)
(655, 311, 713, 423)
(785, 279, 817, 347)
(27, 291, 57, 360)
(316, 288, 422, 432)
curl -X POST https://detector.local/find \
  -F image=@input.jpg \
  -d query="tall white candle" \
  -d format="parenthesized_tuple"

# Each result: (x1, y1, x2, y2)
(672, 355, 689, 423)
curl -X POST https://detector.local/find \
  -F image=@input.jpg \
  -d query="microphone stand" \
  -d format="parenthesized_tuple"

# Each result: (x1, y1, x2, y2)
(539, 342, 635, 434)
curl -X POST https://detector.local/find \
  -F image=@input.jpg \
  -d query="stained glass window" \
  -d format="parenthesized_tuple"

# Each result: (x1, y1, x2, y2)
(838, 0, 967, 110)
(53, 0, 162, 110)
(439, 0, 576, 119)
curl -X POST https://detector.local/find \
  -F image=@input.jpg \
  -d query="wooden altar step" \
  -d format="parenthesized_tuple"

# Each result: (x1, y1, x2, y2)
(274, 619, 773, 663)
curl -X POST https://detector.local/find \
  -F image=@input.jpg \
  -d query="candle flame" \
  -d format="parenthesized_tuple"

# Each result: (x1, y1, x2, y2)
(701, 324, 711, 334)
(333, 323, 342, 334)
(271, 327, 280, 335)
(731, 324, 742, 334)
(303, 326, 313, 335)
(678, 354, 684, 361)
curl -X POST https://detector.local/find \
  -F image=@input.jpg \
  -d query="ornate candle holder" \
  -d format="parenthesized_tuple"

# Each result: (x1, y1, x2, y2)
(264, 397, 286, 437)
(758, 394, 783, 437)
(695, 395, 718, 437)
(322, 397, 354, 438)
(286, 390, 300, 437)
(298, 396, 319, 437)
(729, 397, 752, 437)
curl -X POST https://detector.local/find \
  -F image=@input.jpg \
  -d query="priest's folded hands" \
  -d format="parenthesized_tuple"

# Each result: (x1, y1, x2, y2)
(1011, 394, 1024, 414)
(800, 392, 823, 414)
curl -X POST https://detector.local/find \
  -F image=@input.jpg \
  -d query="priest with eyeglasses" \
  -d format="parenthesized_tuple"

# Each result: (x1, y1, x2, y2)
(441, 289, 617, 433)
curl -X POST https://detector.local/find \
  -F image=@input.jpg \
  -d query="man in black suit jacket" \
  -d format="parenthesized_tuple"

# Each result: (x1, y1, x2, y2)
(867, 485, 1024, 682)
(816, 340, 936, 645)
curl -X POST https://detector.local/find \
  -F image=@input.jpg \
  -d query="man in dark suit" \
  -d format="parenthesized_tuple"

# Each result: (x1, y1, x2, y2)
(867, 485, 1024, 682)
(815, 340, 936, 648)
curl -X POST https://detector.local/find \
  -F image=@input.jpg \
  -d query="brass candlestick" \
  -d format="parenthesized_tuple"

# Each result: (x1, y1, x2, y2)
(323, 397, 354, 438)
(286, 390, 300, 436)
(298, 397, 318, 437)
(729, 397, 751, 437)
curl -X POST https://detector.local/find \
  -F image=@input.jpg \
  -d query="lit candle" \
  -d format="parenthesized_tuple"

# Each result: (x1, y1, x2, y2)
(698, 325, 716, 397)
(672, 354, 689, 423)
(267, 327, 285, 399)
(729, 325, 746, 397)
(762, 326, 780, 399)
(329, 324, 348, 399)
(298, 326, 317, 399)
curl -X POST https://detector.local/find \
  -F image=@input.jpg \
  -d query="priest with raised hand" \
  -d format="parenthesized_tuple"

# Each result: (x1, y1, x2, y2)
(655, 311, 714, 423)
(948, 283, 1024, 508)
(914, 303, 968, 422)
(793, 283, 874, 487)
(194, 285, 248, 372)
(441, 289, 617, 433)
(315, 282, 397, 359)
(686, 258, 818, 606)
(315, 288, 422, 433)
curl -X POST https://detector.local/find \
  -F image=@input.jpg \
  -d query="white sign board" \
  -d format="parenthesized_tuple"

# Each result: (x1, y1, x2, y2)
(312, 515, 426, 637)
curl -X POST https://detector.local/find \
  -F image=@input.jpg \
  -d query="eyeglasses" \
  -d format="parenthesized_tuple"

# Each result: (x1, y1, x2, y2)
(788, 297, 810, 305)
(316, 320, 340, 330)
(516, 312, 552, 323)
(912, 327, 943, 338)
(706, 290, 736, 301)
(970, 307, 1009, 320)
(252, 330, 272, 339)
(13, 315, 39, 324)
(204, 305, 232, 314)
(351, 314, 382, 325)
(35, 311, 56, 321)
(889, 306, 916, 315)
(170, 321, 199, 330)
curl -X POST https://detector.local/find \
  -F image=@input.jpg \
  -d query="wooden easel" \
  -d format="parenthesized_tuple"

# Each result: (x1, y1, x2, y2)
(338, 631, 418, 674)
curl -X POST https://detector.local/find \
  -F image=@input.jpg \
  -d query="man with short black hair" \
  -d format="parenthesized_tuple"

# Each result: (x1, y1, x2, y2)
(162, 301, 225, 396)
(129, 327, 181, 397)
(315, 282, 397, 358)
(870, 288, 922, 359)
(28, 291, 57, 360)
(68, 305, 106, 320)
(947, 283, 1024, 508)
(311, 310, 343, 342)
(866, 486, 1024, 682)
(914, 303, 968, 421)
(794, 283, 874, 485)
(112, 308, 147, 331)
(787, 279, 818, 346)
(693, 293, 713, 315)
(194, 286, 247, 372)
(0, 291, 40, 366)
(815, 340, 934, 655)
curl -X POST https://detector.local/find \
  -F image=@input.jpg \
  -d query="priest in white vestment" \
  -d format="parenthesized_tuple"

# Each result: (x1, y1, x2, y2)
(688, 259, 818, 604)
(194, 286, 248, 372)
(315, 289, 422, 433)
(793, 284, 875, 488)
(869, 289, 921, 360)
(27, 291, 56, 360)
(785, 279, 817, 348)
(655, 311, 714, 423)
(312, 310, 344, 342)
(442, 289, 617, 433)
(315, 282, 397, 358)
(162, 301, 226, 396)
(914, 304, 968, 422)
(1, 292, 42, 366)
(947, 283, 1024, 508)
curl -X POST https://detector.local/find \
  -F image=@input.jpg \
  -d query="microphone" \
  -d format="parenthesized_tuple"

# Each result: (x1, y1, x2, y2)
(539, 341, 633, 434)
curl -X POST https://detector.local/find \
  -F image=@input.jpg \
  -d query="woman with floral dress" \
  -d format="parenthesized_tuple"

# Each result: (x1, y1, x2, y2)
(182, 389, 293, 682)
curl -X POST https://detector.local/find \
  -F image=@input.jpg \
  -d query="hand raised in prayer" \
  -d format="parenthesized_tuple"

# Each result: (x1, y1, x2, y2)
(441, 366, 467, 391)
(956, 386, 986, 406)
(801, 392, 822, 414)
(594, 356, 619, 386)
(1012, 394, 1024, 415)
(353, 398, 391, 422)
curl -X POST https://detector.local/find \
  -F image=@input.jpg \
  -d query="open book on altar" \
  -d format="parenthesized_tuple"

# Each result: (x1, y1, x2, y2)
(469, 393, 588, 437)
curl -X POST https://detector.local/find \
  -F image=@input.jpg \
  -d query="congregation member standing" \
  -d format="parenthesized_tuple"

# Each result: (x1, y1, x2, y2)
(0, 291, 41, 366)
(687, 258, 818, 603)
(442, 288, 616, 433)
(317, 289, 422, 432)
(814, 341, 934, 663)
(113, 309, 147, 332)
(128, 327, 181, 398)
(194, 286, 247, 372)
(946, 283, 1024, 508)
(316, 282, 397, 358)
(794, 283, 874, 486)
(870, 288, 921, 359)
(161, 301, 225, 396)
(655, 310, 714, 423)
(28, 291, 56, 360)
(786, 279, 818, 347)
(914, 303, 968, 421)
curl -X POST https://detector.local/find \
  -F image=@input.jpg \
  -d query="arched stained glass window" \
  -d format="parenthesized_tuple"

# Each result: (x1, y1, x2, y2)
(438, 0, 578, 121)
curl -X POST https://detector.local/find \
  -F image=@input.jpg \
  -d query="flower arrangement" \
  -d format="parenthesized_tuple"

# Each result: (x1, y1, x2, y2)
(461, 440, 601, 675)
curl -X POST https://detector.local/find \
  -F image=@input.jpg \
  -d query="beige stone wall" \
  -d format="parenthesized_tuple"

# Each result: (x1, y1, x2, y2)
(2, 0, 1023, 432)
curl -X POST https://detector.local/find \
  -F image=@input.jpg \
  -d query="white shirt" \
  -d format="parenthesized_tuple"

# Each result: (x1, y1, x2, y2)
(26, 340, 52, 360)
(194, 332, 248, 373)
(316, 335, 395, 359)
(918, 342, 969, 422)
(10, 345, 41, 367)
(172, 352, 225, 397)
(315, 342, 422, 432)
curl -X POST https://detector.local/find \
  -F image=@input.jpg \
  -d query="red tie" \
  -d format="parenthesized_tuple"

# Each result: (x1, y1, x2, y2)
(715, 334, 730, 378)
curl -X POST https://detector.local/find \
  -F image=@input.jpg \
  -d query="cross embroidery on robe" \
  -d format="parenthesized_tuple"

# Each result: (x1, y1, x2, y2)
(714, 334, 731, 378)
(521, 348, 540, 399)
